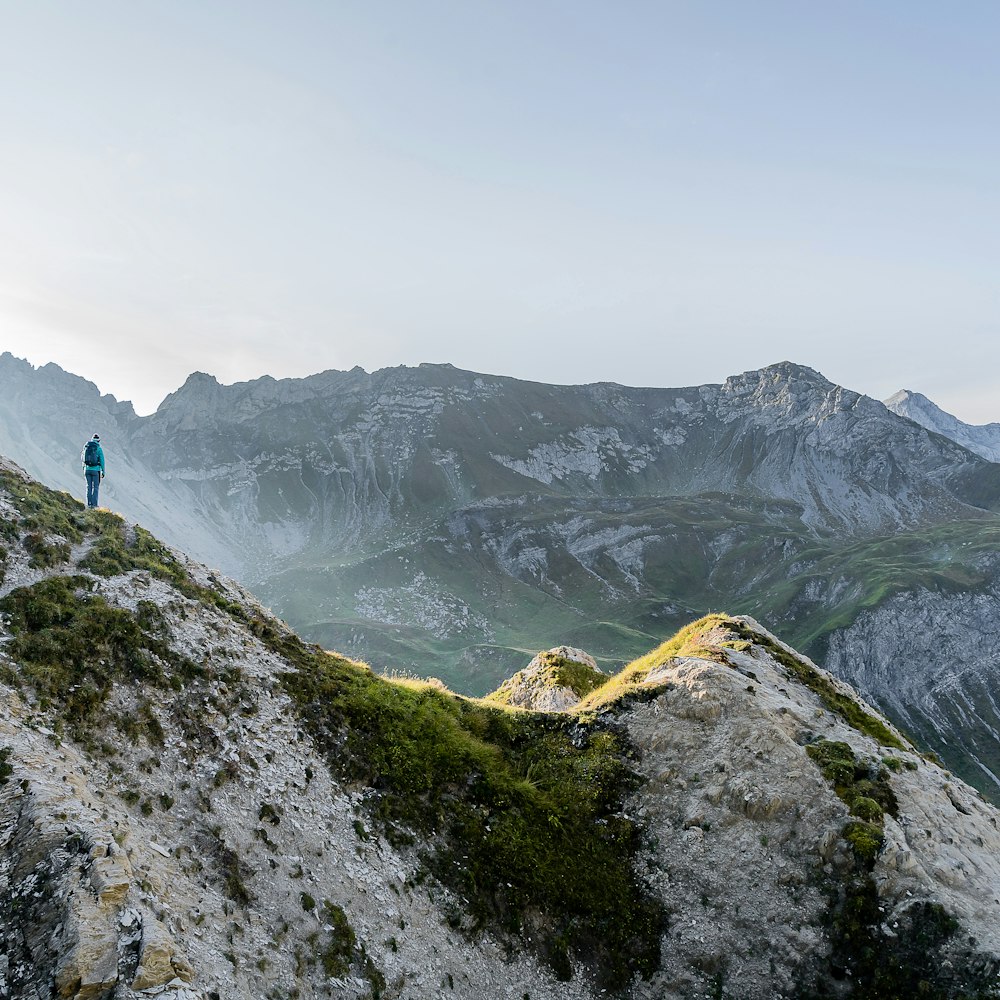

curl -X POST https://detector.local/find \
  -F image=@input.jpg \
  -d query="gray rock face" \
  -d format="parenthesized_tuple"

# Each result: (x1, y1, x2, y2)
(6, 354, 997, 581)
(886, 388, 1000, 464)
(5, 353, 1000, 804)
(487, 646, 605, 712)
(824, 581, 1000, 798)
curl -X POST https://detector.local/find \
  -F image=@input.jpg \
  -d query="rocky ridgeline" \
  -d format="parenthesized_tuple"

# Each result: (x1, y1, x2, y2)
(1, 462, 1000, 999)
(6, 352, 1000, 809)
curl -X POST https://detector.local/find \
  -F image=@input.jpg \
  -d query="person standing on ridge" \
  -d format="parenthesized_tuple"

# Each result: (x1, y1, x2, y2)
(82, 434, 105, 508)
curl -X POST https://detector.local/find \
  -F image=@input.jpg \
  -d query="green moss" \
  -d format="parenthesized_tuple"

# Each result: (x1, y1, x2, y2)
(318, 901, 356, 978)
(0, 576, 201, 741)
(270, 630, 664, 990)
(842, 820, 885, 866)
(849, 796, 883, 824)
(546, 654, 607, 697)
(0, 747, 12, 784)
(805, 740, 899, 825)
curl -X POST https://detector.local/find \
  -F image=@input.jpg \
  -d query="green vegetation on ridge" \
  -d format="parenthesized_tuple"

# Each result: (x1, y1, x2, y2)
(1, 468, 992, 995)
(486, 649, 609, 706)
(273, 636, 665, 989)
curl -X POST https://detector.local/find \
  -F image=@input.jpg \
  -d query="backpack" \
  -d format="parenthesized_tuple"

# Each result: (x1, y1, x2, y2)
(84, 440, 100, 467)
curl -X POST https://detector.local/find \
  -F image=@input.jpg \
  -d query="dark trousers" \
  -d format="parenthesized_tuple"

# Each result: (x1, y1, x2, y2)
(86, 470, 101, 508)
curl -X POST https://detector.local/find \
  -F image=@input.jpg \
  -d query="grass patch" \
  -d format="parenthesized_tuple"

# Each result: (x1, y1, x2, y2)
(0, 469, 87, 545)
(77, 512, 191, 588)
(576, 614, 734, 711)
(23, 532, 71, 569)
(0, 576, 202, 741)
(272, 629, 664, 990)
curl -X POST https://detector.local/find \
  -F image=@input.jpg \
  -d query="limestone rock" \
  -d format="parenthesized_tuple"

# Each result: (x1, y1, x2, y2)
(486, 646, 606, 711)
(132, 916, 194, 991)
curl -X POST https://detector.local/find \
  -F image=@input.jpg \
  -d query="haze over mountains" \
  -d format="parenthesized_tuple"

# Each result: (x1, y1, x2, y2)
(3, 351, 1000, 801)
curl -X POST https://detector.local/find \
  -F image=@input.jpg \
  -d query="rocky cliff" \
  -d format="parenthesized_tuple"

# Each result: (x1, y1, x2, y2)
(885, 389, 1000, 464)
(1, 462, 999, 999)
(5, 353, 1000, 804)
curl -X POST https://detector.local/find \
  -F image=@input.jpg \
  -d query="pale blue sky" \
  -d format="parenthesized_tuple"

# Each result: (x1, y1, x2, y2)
(1, 1, 998, 418)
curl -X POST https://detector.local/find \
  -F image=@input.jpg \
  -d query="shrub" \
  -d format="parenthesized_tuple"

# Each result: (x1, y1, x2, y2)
(851, 797, 883, 823)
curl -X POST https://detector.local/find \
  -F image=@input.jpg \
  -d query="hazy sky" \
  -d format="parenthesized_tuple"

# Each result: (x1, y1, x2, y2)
(2, 1, 999, 419)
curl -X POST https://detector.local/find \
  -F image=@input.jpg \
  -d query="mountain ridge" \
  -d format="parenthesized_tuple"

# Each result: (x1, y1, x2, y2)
(1, 460, 999, 999)
(5, 353, 1000, 805)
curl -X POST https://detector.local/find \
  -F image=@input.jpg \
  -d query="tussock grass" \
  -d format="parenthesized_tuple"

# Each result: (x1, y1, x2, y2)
(576, 614, 734, 711)
(275, 637, 665, 988)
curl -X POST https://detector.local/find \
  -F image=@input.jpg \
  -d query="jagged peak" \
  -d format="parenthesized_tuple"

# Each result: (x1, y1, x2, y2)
(885, 388, 919, 407)
(725, 360, 835, 392)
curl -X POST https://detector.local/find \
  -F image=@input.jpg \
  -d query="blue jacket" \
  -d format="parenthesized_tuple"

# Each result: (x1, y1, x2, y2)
(83, 441, 105, 474)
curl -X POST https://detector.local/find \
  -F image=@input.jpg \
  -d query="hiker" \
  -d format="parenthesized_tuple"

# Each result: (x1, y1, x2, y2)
(82, 434, 105, 508)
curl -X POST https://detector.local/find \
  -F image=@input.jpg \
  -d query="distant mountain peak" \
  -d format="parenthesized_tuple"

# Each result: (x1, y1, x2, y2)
(886, 389, 1000, 463)
(758, 360, 830, 381)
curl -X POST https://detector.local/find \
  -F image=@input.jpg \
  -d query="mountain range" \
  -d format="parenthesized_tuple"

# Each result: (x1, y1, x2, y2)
(2, 352, 1000, 803)
(1, 460, 999, 999)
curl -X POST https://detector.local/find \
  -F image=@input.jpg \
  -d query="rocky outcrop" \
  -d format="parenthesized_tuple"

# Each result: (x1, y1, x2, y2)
(0, 714, 197, 1000)
(486, 646, 606, 711)
(624, 617, 1000, 998)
